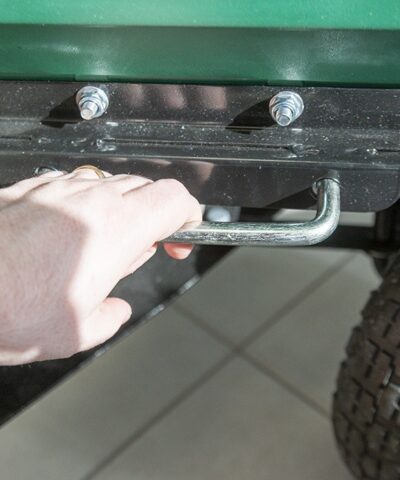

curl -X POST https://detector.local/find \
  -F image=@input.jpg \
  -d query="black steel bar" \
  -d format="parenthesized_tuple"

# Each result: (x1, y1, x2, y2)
(0, 82, 399, 211)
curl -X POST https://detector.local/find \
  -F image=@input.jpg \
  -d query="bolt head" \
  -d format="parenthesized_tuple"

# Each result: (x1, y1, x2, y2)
(205, 206, 232, 223)
(80, 100, 99, 120)
(275, 106, 293, 127)
(34, 165, 59, 176)
(76, 86, 109, 120)
(269, 91, 304, 127)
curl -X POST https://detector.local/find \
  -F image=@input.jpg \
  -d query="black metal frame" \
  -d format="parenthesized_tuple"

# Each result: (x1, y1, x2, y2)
(1, 81, 400, 425)
(0, 82, 400, 211)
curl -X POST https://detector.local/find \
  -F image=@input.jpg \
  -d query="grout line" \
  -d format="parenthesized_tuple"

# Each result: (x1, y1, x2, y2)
(83, 251, 356, 479)
(238, 251, 355, 350)
(174, 305, 330, 417)
(173, 303, 236, 350)
(175, 251, 355, 353)
(174, 251, 355, 419)
(240, 351, 329, 418)
(174, 306, 330, 418)
(80, 352, 235, 480)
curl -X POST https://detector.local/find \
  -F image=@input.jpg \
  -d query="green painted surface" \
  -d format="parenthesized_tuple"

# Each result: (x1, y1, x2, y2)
(0, 1, 400, 85)
(2, 0, 400, 29)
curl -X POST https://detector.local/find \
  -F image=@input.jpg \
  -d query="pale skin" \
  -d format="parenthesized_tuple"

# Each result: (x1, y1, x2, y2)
(0, 169, 202, 365)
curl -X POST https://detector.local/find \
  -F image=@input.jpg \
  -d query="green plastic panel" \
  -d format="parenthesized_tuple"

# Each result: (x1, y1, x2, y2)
(1, 0, 400, 85)
(2, 0, 400, 29)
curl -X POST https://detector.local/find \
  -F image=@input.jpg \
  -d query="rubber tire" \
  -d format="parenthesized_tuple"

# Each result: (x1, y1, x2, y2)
(333, 254, 400, 479)
(372, 254, 397, 279)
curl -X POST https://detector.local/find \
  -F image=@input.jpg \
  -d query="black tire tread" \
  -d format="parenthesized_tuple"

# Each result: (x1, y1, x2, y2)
(333, 257, 400, 480)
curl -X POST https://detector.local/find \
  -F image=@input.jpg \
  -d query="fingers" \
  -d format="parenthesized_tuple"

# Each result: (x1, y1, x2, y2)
(69, 168, 111, 179)
(78, 297, 132, 352)
(163, 243, 194, 260)
(122, 244, 158, 277)
(124, 178, 202, 244)
(38, 167, 110, 180)
(0, 177, 55, 201)
(0, 168, 107, 200)
(2, 173, 200, 265)
(38, 170, 150, 193)
(1, 170, 148, 202)
(44, 169, 110, 180)
(6, 170, 155, 201)
(104, 174, 153, 194)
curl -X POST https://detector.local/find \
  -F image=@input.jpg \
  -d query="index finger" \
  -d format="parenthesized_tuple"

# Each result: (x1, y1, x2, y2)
(121, 178, 202, 258)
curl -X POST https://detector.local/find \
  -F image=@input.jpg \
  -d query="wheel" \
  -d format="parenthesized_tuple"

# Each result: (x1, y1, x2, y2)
(371, 253, 396, 279)
(332, 253, 400, 480)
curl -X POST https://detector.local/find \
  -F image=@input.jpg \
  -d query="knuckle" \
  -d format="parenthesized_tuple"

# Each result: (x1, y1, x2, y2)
(114, 174, 131, 181)
(26, 179, 63, 199)
(155, 178, 189, 197)
(131, 174, 152, 183)
(13, 178, 41, 192)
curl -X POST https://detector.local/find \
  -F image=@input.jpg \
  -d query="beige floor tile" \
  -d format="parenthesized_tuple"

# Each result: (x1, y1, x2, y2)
(247, 252, 380, 413)
(0, 308, 228, 480)
(94, 358, 353, 480)
(175, 246, 349, 344)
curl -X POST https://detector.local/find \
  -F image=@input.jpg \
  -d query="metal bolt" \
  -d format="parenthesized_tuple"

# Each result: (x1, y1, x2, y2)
(76, 86, 109, 120)
(34, 165, 59, 176)
(205, 206, 232, 223)
(269, 91, 304, 127)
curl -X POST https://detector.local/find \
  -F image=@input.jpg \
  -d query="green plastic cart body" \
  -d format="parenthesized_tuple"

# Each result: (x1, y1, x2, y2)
(0, 0, 399, 86)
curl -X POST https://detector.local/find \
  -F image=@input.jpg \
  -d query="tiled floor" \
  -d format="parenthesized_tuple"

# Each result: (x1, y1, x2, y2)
(0, 215, 381, 480)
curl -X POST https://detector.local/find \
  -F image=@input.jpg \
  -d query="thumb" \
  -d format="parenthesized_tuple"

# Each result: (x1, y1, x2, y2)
(78, 297, 132, 352)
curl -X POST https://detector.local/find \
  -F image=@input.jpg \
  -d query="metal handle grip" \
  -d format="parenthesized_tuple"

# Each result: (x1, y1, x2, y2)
(166, 179, 340, 247)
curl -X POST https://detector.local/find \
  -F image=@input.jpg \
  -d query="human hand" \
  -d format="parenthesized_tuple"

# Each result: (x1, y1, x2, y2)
(0, 169, 201, 365)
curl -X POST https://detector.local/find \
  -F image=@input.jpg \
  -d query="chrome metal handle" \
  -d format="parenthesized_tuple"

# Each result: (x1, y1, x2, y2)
(166, 179, 340, 247)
